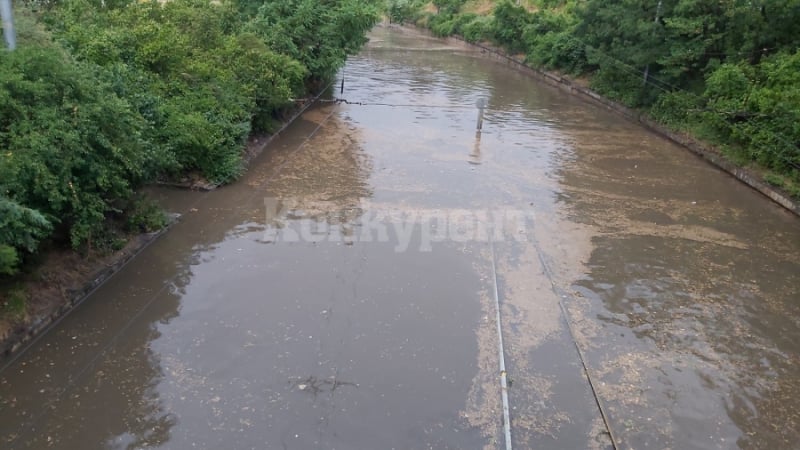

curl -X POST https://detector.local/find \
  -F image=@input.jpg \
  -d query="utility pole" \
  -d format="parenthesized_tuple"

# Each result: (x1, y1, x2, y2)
(1, 0, 15, 51)
(642, 0, 662, 86)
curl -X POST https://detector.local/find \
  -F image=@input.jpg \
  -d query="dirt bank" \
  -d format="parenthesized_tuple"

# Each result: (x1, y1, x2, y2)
(0, 226, 172, 357)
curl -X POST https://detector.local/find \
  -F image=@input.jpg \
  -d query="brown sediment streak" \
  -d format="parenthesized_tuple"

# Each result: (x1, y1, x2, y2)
(247, 107, 373, 215)
(493, 243, 572, 445)
(462, 269, 503, 449)
(606, 221, 746, 249)
(497, 243, 562, 349)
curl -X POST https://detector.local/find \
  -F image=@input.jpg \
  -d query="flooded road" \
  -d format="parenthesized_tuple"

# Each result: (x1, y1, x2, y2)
(2, 26, 799, 449)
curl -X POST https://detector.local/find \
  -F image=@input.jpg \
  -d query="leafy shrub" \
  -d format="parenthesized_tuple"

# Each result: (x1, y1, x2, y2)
(0, 197, 52, 275)
(388, 0, 420, 24)
(0, 43, 149, 249)
(246, 0, 379, 81)
(702, 54, 800, 175)
(0, 245, 19, 276)
(589, 65, 648, 107)
(526, 31, 587, 73)
(460, 15, 493, 43)
(125, 198, 168, 233)
(433, 0, 465, 15)
(763, 173, 785, 188)
(430, 14, 456, 37)
(451, 12, 477, 33)
(650, 91, 702, 127)
(489, 1, 532, 53)
(1, 1, 379, 279)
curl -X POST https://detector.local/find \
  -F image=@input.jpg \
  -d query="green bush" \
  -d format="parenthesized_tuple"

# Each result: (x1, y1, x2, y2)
(245, 0, 379, 81)
(0, 197, 52, 275)
(430, 14, 456, 37)
(126, 198, 168, 233)
(489, 1, 531, 53)
(433, 0, 465, 15)
(701, 53, 800, 176)
(650, 91, 702, 127)
(0, 245, 19, 276)
(388, 0, 420, 24)
(1, 0, 380, 280)
(526, 31, 586, 73)
(0, 43, 149, 249)
(589, 65, 649, 107)
(460, 15, 493, 43)
(763, 173, 785, 188)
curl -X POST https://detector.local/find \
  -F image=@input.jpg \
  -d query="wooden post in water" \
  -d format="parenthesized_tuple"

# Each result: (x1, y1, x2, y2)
(476, 97, 486, 131)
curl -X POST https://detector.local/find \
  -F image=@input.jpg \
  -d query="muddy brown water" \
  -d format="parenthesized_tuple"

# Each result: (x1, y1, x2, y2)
(1, 26, 799, 450)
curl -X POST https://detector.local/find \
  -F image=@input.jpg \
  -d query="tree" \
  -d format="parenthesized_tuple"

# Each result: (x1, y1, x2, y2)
(0, 196, 51, 275)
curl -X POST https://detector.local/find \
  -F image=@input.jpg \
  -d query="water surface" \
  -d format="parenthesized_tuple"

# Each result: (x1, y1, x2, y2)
(1, 25, 798, 450)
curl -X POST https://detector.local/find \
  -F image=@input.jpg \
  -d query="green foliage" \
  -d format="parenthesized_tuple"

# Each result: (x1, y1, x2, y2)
(408, 0, 799, 182)
(460, 15, 492, 43)
(787, 183, 800, 200)
(429, 13, 456, 37)
(388, 0, 422, 24)
(433, 0, 466, 15)
(490, 1, 531, 53)
(1, 286, 27, 316)
(244, 0, 379, 81)
(125, 197, 168, 233)
(522, 9, 585, 73)
(763, 173, 784, 188)
(650, 91, 701, 126)
(700, 52, 800, 175)
(2, 1, 378, 280)
(0, 197, 51, 275)
(0, 197, 52, 254)
(48, 0, 377, 183)
(526, 31, 586, 73)
(0, 245, 20, 276)
(0, 26, 148, 250)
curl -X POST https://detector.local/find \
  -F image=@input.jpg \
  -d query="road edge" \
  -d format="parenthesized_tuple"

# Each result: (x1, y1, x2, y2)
(0, 86, 332, 359)
(0, 215, 178, 359)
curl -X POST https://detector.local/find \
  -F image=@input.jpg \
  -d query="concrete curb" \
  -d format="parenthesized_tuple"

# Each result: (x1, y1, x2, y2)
(0, 214, 179, 359)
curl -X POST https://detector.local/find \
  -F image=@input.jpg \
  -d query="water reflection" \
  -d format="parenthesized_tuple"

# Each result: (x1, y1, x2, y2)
(255, 106, 373, 239)
(469, 131, 483, 165)
(0, 251, 182, 449)
(0, 104, 373, 450)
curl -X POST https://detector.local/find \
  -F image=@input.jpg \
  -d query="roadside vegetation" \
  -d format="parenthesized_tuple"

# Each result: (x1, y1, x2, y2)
(388, 0, 800, 198)
(1, 0, 379, 309)
(0, 0, 379, 274)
